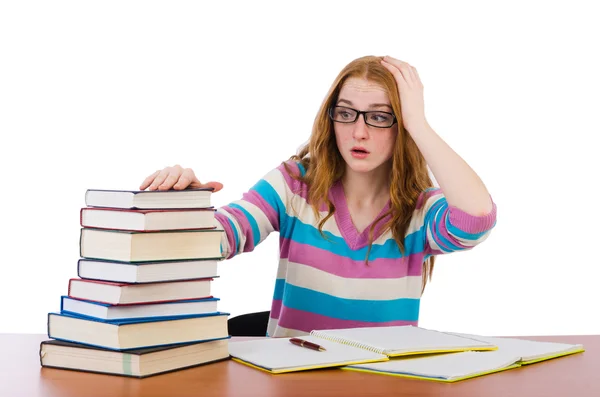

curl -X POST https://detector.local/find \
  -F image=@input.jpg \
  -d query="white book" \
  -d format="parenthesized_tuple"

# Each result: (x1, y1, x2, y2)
(61, 296, 220, 321)
(80, 207, 216, 231)
(79, 228, 223, 262)
(77, 258, 219, 284)
(85, 188, 213, 209)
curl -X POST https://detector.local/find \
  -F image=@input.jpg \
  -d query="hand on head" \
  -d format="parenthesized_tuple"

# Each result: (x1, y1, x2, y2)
(139, 165, 223, 192)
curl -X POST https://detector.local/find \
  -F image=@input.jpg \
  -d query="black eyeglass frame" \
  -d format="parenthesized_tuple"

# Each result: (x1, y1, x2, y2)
(328, 105, 397, 128)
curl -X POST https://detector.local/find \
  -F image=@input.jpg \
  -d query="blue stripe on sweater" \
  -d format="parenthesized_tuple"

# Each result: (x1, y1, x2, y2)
(251, 179, 287, 232)
(251, 172, 486, 258)
(274, 280, 420, 322)
(229, 203, 261, 247)
(432, 201, 464, 252)
(251, 179, 430, 259)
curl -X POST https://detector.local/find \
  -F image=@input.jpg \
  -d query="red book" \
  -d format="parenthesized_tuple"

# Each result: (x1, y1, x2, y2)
(80, 207, 217, 232)
(67, 278, 213, 305)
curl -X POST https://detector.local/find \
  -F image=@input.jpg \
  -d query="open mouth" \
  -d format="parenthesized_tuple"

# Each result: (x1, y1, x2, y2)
(351, 147, 369, 154)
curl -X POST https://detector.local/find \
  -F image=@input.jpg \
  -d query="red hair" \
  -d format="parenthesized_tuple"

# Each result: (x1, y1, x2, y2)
(285, 55, 436, 292)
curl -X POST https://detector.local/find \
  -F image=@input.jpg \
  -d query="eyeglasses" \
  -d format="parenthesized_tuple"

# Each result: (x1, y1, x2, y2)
(328, 106, 397, 128)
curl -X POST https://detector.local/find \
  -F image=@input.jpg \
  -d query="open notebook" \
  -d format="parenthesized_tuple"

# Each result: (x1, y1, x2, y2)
(343, 350, 521, 382)
(343, 333, 585, 382)
(228, 325, 497, 374)
(447, 332, 585, 364)
(228, 335, 388, 374)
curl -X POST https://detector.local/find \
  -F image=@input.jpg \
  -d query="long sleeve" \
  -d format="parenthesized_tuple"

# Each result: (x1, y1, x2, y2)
(416, 187, 497, 255)
(214, 163, 291, 259)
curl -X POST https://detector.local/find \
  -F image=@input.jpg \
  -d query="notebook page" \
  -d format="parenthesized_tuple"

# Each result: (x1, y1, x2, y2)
(346, 351, 520, 381)
(310, 326, 496, 356)
(447, 332, 584, 362)
(228, 335, 387, 373)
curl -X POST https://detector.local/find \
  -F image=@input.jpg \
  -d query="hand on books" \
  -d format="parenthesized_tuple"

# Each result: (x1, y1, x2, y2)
(140, 165, 223, 192)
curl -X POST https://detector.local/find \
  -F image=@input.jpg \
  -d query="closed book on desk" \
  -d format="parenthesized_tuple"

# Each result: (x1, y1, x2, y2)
(80, 207, 217, 231)
(79, 228, 223, 262)
(77, 258, 219, 284)
(47, 311, 230, 351)
(68, 278, 213, 305)
(61, 296, 220, 321)
(40, 338, 229, 378)
(85, 188, 213, 209)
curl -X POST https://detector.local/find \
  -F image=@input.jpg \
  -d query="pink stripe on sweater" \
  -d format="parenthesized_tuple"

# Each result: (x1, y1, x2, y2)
(280, 239, 424, 278)
(218, 206, 256, 253)
(241, 189, 279, 231)
(277, 161, 330, 211)
(270, 299, 283, 319)
(278, 162, 308, 199)
(277, 306, 417, 333)
(214, 212, 236, 259)
(431, 209, 471, 251)
(448, 200, 497, 234)
(415, 188, 442, 210)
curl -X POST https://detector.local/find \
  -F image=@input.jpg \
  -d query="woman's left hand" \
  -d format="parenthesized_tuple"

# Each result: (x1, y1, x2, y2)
(380, 55, 428, 132)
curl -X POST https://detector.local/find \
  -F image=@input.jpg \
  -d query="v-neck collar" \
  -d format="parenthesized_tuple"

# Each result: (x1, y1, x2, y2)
(330, 180, 392, 250)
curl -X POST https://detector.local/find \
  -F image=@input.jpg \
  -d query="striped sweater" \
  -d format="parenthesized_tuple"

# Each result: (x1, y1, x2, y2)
(214, 161, 497, 337)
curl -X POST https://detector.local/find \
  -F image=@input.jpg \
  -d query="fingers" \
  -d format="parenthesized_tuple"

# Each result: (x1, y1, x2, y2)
(381, 57, 407, 86)
(381, 56, 421, 86)
(201, 181, 224, 193)
(139, 170, 160, 190)
(141, 165, 224, 193)
(147, 165, 183, 191)
(173, 168, 200, 190)
(159, 171, 182, 191)
(382, 55, 412, 71)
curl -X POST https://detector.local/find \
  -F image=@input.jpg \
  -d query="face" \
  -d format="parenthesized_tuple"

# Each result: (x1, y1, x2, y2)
(333, 77, 398, 175)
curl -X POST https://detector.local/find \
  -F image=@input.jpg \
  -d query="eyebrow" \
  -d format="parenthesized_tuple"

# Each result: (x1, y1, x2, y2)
(337, 99, 392, 110)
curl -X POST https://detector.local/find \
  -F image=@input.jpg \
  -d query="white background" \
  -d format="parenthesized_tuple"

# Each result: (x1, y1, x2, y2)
(1, 1, 598, 337)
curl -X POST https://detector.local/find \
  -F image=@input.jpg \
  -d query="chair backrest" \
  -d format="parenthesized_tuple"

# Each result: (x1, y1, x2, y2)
(227, 311, 270, 336)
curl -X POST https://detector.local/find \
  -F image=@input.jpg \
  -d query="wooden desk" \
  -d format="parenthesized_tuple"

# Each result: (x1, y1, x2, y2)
(1, 334, 597, 397)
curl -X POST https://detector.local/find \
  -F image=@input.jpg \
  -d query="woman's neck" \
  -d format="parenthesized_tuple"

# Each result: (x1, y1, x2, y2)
(341, 164, 391, 208)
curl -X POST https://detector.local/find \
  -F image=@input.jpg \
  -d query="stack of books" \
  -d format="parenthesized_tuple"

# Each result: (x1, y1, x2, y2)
(39, 188, 231, 378)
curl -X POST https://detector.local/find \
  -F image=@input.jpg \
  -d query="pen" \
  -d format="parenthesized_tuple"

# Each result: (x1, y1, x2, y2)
(289, 338, 326, 352)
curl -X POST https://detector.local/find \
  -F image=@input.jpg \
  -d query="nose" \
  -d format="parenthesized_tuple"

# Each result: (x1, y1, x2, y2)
(351, 113, 370, 140)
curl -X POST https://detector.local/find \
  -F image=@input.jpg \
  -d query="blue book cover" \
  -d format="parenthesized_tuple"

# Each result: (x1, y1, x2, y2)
(47, 311, 231, 351)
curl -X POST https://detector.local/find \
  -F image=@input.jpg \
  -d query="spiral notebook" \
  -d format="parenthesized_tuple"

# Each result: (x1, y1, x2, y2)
(228, 326, 497, 374)
(309, 325, 497, 357)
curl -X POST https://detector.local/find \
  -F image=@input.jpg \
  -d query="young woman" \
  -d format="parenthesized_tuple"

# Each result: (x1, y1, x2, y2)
(140, 55, 497, 338)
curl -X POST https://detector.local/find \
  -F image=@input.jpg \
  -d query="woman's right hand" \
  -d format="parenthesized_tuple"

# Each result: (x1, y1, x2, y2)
(139, 165, 223, 192)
